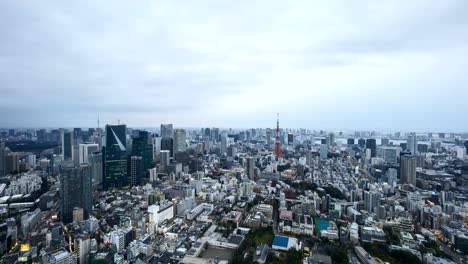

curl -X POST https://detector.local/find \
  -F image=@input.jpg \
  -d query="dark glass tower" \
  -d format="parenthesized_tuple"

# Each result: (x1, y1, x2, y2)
(161, 137, 174, 157)
(366, 138, 377, 158)
(59, 163, 92, 224)
(103, 124, 128, 189)
(131, 130, 152, 171)
(61, 130, 73, 160)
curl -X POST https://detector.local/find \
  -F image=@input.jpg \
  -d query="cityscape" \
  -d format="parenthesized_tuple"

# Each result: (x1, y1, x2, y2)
(0, 122, 467, 264)
(1, 1, 468, 264)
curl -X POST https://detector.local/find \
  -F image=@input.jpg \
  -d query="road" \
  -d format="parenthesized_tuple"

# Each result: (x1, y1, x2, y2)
(435, 238, 465, 264)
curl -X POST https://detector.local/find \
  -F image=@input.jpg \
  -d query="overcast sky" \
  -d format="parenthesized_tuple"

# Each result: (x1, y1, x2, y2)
(1, 1, 467, 131)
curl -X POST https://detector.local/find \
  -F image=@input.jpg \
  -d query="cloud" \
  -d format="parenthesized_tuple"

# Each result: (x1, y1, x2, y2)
(0, 0, 467, 131)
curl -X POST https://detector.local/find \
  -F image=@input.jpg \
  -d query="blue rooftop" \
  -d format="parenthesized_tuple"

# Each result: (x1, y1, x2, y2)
(317, 219, 329, 231)
(272, 235, 289, 248)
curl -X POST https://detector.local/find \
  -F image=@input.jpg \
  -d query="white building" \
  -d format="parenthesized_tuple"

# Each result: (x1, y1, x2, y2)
(78, 144, 99, 164)
(148, 202, 174, 225)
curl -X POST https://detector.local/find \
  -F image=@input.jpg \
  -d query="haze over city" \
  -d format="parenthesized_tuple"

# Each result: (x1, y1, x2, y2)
(1, 1, 468, 131)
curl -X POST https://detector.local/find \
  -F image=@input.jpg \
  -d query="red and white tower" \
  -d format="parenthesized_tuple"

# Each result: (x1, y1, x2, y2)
(274, 113, 283, 158)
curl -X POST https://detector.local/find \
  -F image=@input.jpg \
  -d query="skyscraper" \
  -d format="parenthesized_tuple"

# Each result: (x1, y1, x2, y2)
(328, 133, 335, 147)
(160, 150, 170, 171)
(358, 138, 366, 149)
(60, 163, 92, 224)
(103, 124, 128, 189)
(152, 135, 161, 161)
(320, 144, 328, 159)
(129, 156, 143, 186)
(287, 133, 294, 145)
(407, 133, 417, 154)
(160, 124, 173, 138)
(246, 156, 255, 179)
(78, 143, 99, 164)
(161, 137, 174, 157)
(366, 139, 377, 158)
(400, 154, 416, 186)
(61, 130, 73, 160)
(131, 130, 152, 171)
(89, 152, 103, 188)
(173, 129, 187, 153)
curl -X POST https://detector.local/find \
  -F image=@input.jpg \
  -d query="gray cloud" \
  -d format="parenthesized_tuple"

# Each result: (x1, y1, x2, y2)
(0, 0, 467, 131)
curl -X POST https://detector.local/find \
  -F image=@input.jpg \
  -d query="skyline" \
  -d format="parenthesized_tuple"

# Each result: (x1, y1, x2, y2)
(1, 1, 468, 130)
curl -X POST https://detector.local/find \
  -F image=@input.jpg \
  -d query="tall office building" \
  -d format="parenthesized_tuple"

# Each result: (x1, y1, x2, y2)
(173, 129, 187, 153)
(287, 133, 294, 145)
(73, 128, 82, 145)
(328, 133, 335, 146)
(131, 131, 152, 171)
(211, 128, 220, 142)
(160, 150, 170, 171)
(160, 124, 173, 138)
(5, 153, 20, 174)
(62, 130, 73, 160)
(347, 138, 355, 146)
(161, 137, 174, 157)
(246, 156, 255, 179)
(380, 147, 399, 164)
(381, 138, 390, 146)
(89, 152, 103, 188)
(59, 164, 92, 224)
(103, 124, 128, 189)
(400, 155, 416, 186)
(407, 133, 417, 154)
(358, 138, 366, 149)
(78, 143, 99, 164)
(152, 135, 161, 161)
(129, 156, 143, 186)
(366, 139, 377, 158)
(320, 144, 328, 159)
(204, 128, 211, 139)
(220, 133, 228, 154)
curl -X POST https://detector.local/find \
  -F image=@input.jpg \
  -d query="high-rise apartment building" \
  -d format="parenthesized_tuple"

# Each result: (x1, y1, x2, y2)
(400, 154, 416, 186)
(246, 156, 255, 179)
(129, 156, 143, 186)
